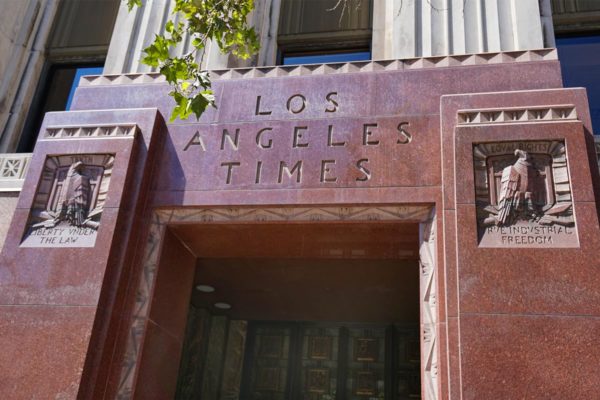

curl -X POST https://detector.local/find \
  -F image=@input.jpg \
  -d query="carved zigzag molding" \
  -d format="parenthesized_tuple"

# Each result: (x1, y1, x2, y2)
(457, 105, 578, 125)
(43, 124, 138, 139)
(80, 49, 557, 86)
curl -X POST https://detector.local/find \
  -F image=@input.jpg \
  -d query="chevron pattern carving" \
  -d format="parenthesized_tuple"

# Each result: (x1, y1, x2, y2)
(458, 105, 577, 125)
(44, 124, 137, 139)
(82, 49, 557, 86)
(419, 210, 439, 400)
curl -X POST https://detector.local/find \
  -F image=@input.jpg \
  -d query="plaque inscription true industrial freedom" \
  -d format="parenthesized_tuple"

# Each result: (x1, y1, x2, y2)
(474, 141, 577, 248)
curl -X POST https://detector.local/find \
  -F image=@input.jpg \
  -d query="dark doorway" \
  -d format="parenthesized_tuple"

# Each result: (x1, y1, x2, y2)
(173, 222, 421, 399)
(240, 321, 419, 400)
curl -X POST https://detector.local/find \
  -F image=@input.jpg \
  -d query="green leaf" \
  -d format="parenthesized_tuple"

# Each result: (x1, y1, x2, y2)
(169, 91, 192, 122)
(129, 0, 260, 120)
(190, 93, 210, 120)
(126, 0, 142, 11)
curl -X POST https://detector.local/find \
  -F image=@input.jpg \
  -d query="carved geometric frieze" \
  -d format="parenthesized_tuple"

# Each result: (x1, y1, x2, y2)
(80, 49, 557, 86)
(458, 105, 577, 125)
(0, 153, 32, 191)
(44, 124, 137, 139)
(419, 210, 438, 400)
(21, 154, 114, 247)
(474, 141, 578, 247)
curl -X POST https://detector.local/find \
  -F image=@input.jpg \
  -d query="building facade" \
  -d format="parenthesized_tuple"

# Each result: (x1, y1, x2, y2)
(1, 0, 600, 399)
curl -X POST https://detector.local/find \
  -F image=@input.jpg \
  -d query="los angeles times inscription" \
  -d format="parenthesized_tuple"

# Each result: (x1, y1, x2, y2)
(21, 154, 114, 248)
(474, 141, 577, 248)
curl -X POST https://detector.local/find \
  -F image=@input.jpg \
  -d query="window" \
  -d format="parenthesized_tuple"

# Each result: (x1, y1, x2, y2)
(556, 35, 600, 133)
(282, 50, 371, 65)
(17, 64, 104, 152)
(278, 0, 373, 65)
(16, 0, 119, 152)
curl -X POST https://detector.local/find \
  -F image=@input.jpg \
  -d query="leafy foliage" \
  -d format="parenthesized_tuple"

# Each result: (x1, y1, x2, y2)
(126, 0, 259, 121)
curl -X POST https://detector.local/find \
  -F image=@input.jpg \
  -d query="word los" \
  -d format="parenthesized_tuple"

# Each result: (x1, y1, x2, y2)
(255, 92, 339, 115)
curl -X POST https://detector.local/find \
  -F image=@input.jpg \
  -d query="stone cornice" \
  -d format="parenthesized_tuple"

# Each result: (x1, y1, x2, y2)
(81, 48, 557, 86)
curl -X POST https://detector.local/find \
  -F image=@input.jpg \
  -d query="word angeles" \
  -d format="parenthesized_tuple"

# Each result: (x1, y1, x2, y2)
(181, 93, 415, 186)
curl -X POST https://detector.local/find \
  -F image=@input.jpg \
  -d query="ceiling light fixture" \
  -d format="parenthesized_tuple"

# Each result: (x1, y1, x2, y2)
(214, 302, 232, 310)
(195, 284, 215, 293)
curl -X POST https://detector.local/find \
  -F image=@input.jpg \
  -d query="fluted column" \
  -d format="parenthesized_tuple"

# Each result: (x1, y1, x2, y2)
(0, 0, 60, 153)
(373, 0, 551, 60)
(104, 0, 227, 74)
(104, 0, 281, 73)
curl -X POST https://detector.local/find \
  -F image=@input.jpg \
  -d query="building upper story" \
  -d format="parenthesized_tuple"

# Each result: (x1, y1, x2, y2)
(1, 0, 600, 193)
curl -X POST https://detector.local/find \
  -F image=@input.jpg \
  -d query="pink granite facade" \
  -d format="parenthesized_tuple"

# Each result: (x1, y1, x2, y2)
(1, 51, 599, 399)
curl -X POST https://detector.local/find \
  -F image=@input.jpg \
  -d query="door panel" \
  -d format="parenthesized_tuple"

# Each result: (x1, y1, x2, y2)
(241, 322, 419, 400)
(346, 327, 386, 399)
(300, 326, 340, 400)
(244, 326, 292, 400)
(395, 326, 421, 399)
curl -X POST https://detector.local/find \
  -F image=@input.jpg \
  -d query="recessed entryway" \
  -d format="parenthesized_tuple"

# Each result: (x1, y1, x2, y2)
(172, 222, 421, 399)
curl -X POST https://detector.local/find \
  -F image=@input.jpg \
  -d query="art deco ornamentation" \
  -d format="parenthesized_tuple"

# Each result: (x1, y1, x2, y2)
(308, 336, 333, 360)
(457, 105, 577, 125)
(80, 49, 557, 86)
(474, 141, 577, 247)
(0, 153, 31, 190)
(21, 154, 114, 247)
(116, 206, 439, 400)
(355, 371, 376, 396)
(419, 210, 438, 400)
(306, 368, 330, 393)
(44, 124, 136, 139)
(354, 338, 378, 362)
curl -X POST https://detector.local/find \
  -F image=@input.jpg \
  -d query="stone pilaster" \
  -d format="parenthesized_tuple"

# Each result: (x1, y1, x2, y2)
(373, 0, 551, 60)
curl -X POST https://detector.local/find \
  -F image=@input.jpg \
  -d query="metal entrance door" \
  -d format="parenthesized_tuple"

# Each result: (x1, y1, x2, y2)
(240, 322, 420, 400)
